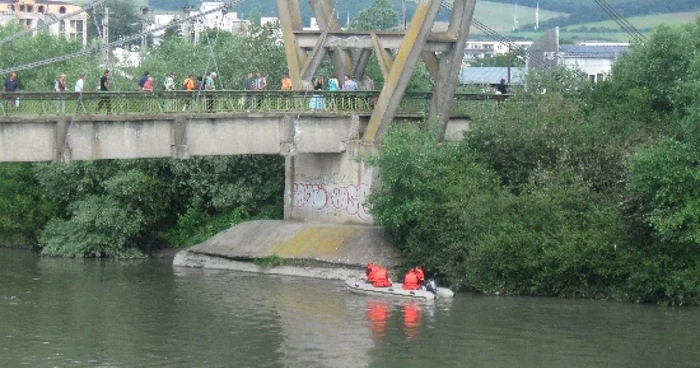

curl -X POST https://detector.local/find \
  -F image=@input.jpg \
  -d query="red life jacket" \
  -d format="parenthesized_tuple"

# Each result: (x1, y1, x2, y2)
(372, 267, 392, 287)
(366, 263, 378, 283)
(403, 270, 420, 290)
(414, 267, 425, 283)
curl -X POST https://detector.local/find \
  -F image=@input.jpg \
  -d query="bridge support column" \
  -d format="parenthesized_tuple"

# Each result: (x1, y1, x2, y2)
(285, 141, 378, 225)
(171, 115, 189, 159)
(55, 117, 71, 164)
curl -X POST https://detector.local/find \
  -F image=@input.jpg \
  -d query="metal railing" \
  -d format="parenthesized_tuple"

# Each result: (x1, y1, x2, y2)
(0, 90, 509, 117)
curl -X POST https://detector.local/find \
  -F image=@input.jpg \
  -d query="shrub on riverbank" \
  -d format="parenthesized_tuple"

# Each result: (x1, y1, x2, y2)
(368, 20, 700, 305)
(0, 156, 284, 257)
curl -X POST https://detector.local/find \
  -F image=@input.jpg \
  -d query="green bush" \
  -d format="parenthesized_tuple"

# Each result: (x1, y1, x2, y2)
(39, 196, 144, 258)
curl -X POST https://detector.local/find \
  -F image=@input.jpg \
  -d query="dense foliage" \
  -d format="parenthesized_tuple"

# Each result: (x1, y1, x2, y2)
(368, 19, 700, 305)
(87, 0, 143, 46)
(139, 17, 287, 90)
(0, 157, 284, 257)
(0, 23, 100, 91)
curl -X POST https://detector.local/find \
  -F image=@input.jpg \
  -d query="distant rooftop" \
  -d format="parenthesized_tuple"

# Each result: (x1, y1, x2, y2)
(459, 67, 527, 85)
(559, 44, 630, 59)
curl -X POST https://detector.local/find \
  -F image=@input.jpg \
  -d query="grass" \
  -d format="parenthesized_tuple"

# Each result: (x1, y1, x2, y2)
(504, 30, 646, 43)
(565, 11, 699, 30)
(428, 0, 568, 33)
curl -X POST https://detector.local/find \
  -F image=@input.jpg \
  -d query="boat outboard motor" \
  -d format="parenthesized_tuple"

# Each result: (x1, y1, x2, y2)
(425, 279, 438, 295)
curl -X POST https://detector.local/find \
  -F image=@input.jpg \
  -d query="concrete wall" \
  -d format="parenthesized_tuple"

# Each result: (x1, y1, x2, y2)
(286, 141, 377, 225)
(0, 113, 362, 163)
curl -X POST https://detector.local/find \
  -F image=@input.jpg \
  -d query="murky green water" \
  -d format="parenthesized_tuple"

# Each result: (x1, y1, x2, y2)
(1, 248, 699, 367)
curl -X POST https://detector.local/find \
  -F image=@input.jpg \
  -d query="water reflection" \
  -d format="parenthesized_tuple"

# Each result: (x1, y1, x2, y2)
(402, 302, 421, 341)
(367, 301, 391, 338)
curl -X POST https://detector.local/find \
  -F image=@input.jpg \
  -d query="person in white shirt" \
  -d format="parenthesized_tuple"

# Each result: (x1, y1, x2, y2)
(75, 74, 86, 93)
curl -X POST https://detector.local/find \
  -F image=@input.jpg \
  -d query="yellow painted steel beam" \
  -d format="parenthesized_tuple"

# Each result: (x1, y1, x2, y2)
(371, 33, 394, 80)
(277, 0, 306, 90)
(421, 51, 439, 80)
(363, 0, 442, 142)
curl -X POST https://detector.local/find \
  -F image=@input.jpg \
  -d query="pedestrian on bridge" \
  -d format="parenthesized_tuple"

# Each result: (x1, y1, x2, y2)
(3, 72, 20, 111)
(54, 74, 67, 114)
(98, 70, 111, 113)
(244, 72, 255, 110)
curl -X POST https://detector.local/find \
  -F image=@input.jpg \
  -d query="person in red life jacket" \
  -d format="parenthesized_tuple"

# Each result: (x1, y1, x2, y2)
(365, 263, 378, 283)
(372, 267, 392, 287)
(414, 267, 425, 288)
(402, 269, 420, 290)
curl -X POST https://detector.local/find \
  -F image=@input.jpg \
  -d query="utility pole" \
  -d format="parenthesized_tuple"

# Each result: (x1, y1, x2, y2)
(182, 5, 192, 43)
(402, 0, 407, 30)
(507, 44, 512, 85)
(139, 7, 152, 53)
(102, 7, 109, 67)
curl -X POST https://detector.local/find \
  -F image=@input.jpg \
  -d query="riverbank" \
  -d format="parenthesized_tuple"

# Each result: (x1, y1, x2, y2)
(173, 220, 402, 280)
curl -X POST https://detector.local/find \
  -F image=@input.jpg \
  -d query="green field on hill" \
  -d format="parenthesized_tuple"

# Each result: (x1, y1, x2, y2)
(565, 11, 699, 30)
(469, 0, 566, 33)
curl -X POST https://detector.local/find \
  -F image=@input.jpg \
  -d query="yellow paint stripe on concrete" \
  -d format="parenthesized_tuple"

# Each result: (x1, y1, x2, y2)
(273, 226, 356, 258)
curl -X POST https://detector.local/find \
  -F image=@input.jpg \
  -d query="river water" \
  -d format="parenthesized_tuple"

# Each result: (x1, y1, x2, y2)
(1, 248, 699, 368)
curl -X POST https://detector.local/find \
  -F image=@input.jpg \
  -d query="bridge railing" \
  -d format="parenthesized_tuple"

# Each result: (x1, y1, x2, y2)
(0, 90, 509, 117)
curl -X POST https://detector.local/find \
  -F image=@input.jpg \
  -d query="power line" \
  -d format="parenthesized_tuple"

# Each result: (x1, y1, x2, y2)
(592, 0, 647, 42)
(0, 1, 242, 75)
(0, 0, 107, 46)
(439, 1, 553, 70)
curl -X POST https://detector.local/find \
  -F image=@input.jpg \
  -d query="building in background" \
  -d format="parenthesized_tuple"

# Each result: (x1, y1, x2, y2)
(463, 41, 532, 61)
(558, 44, 629, 83)
(0, 0, 88, 46)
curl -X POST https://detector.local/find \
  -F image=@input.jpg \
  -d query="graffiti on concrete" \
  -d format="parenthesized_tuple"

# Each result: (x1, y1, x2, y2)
(293, 182, 371, 222)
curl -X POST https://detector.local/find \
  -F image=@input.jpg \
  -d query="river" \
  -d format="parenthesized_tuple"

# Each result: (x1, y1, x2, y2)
(1, 248, 699, 367)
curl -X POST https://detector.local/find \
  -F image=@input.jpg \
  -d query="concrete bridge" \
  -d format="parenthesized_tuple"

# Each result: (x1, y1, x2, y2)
(0, 90, 504, 225)
(0, 0, 483, 237)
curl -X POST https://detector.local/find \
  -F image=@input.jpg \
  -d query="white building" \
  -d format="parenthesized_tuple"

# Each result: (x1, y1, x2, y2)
(150, 2, 251, 44)
(463, 41, 533, 61)
(0, 0, 88, 46)
(558, 44, 629, 83)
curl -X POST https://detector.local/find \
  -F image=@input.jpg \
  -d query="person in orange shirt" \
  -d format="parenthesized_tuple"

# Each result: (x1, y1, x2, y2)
(281, 72, 292, 90)
(181, 74, 196, 111)
(183, 74, 195, 91)
(402, 269, 420, 290)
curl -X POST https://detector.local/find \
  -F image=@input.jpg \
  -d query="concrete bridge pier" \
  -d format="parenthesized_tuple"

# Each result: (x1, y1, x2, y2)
(284, 141, 377, 225)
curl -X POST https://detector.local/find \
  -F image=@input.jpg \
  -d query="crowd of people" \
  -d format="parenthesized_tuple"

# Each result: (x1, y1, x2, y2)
(1, 70, 379, 112)
(1, 70, 378, 95)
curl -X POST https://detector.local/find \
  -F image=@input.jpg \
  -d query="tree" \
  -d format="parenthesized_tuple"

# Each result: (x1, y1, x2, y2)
(87, 0, 142, 45)
(472, 52, 526, 68)
(348, 0, 398, 31)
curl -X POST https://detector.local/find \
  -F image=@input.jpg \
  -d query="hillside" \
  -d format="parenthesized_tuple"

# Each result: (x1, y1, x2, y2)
(501, 0, 700, 28)
(87, 0, 564, 29)
(566, 11, 698, 31)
